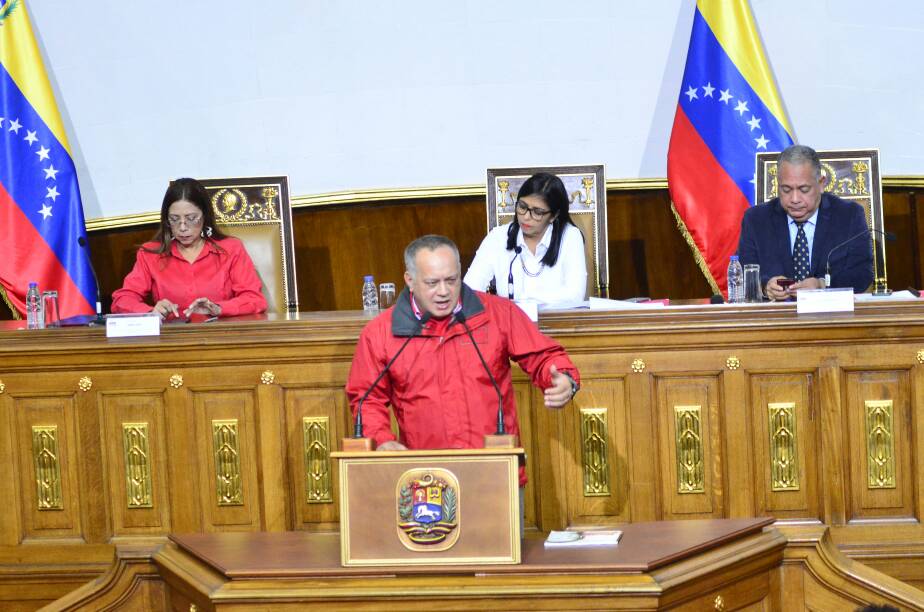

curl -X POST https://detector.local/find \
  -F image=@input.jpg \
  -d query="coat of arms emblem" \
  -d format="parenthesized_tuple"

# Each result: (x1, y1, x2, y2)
(396, 468, 460, 551)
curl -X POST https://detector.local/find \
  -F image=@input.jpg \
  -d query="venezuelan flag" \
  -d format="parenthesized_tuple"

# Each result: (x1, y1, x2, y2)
(0, 0, 96, 319)
(667, 0, 794, 295)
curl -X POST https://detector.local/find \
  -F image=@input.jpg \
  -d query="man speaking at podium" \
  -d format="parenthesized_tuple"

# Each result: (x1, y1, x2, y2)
(738, 144, 873, 301)
(345, 235, 579, 483)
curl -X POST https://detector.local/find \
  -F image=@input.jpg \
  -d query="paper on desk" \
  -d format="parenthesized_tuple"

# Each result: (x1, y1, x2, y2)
(854, 290, 921, 302)
(544, 529, 623, 548)
(588, 297, 666, 310)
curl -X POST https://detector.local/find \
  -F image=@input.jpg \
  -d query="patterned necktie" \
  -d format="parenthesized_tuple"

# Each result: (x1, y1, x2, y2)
(793, 222, 810, 281)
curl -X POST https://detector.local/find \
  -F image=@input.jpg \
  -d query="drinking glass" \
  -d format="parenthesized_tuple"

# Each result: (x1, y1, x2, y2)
(378, 282, 396, 309)
(743, 264, 762, 303)
(41, 290, 60, 328)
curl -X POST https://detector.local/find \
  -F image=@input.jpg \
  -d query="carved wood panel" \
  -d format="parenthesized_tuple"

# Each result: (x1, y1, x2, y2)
(563, 378, 630, 524)
(193, 389, 260, 531)
(749, 374, 821, 521)
(100, 391, 171, 535)
(655, 376, 724, 519)
(13, 394, 82, 540)
(844, 370, 914, 521)
(284, 387, 345, 530)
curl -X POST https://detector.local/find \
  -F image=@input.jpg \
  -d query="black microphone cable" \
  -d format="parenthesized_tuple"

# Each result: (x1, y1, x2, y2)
(507, 246, 523, 300)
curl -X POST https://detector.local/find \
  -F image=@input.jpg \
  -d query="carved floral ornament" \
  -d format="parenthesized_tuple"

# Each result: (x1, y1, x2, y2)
(260, 370, 276, 385)
(631, 359, 646, 373)
(917, 349, 924, 364)
(0, 380, 4, 394)
(726, 356, 740, 370)
(169, 374, 184, 389)
(78, 376, 92, 392)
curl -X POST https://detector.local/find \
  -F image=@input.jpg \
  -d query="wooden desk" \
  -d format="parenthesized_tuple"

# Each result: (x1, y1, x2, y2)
(3, 301, 924, 607)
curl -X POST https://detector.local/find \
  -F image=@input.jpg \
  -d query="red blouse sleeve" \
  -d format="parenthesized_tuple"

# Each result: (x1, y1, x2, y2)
(111, 248, 157, 314)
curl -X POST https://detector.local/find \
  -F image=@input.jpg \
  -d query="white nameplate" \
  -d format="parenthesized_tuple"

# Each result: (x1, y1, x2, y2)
(796, 288, 855, 314)
(106, 313, 161, 337)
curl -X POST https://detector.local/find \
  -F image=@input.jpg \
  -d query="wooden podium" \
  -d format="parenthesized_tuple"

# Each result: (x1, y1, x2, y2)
(331, 447, 524, 566)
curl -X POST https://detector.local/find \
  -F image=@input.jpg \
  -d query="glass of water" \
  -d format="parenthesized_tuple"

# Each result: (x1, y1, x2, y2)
(378, 282, 396, 309)
(743, 264, 762, 303)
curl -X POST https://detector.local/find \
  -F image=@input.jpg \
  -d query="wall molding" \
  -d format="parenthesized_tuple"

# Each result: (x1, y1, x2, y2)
(85, 176, 924, 232)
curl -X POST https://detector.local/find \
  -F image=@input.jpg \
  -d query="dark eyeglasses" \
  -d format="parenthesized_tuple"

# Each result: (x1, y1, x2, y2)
(514, 201, 552, 220)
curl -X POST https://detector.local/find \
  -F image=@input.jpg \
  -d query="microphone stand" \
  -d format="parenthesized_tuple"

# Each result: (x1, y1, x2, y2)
(343, 313, 431, 452)
(454, 312, 517, 449)
(77, 236, 106, 325)
(824, 228, 895, 296)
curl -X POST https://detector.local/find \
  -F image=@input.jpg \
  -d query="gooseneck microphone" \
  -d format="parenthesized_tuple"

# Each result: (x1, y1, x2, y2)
(353, 313, 431, 439)
(506, 246, 523, 300)
(824, 228, 896, 288)
(453, 311, 506, 435)
(77, 236, 105, 325)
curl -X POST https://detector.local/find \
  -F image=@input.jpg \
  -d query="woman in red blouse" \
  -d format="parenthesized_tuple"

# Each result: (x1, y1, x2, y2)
(111, 178, 267, 319)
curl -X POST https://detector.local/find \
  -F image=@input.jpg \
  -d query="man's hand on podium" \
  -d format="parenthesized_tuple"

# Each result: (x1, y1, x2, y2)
(376, 440, 407, 451)
(544, 364, 575, 408)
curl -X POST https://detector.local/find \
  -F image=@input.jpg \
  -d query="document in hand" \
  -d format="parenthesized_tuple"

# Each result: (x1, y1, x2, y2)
(543, 529, 622, 548)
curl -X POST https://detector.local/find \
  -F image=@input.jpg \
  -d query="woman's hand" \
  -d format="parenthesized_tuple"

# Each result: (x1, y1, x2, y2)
(152, 299, 180, 319)
(184, 297, 222, 318)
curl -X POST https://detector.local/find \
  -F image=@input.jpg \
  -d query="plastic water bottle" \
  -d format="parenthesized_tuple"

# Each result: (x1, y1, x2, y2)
(26, 282, 42, 329)
(727, 256, 744, 303)
(362, 275, 379, 312)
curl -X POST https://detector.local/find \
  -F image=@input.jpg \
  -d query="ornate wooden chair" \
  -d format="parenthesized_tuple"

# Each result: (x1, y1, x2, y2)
(755, 149, 887, 293)
(194, 176, 298, 313)
(485, 164, 609, 298)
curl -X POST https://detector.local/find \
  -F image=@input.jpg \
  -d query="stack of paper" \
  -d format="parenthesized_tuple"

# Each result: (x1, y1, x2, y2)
(543, 529, 622, 548)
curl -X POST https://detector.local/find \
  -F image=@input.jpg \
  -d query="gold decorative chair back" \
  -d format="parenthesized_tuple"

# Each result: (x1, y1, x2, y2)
(486, 164, 608, 298)
(755, 149, 886, 292)
(196, 176, 298, 313)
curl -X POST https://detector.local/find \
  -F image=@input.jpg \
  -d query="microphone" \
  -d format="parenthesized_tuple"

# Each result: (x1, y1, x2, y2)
(353, 312, 431, 439)
(453, 311, 506, 435)
(824, 228, 896, 288)
(506, 246, 523, 300)
(77, 236, 105, 325)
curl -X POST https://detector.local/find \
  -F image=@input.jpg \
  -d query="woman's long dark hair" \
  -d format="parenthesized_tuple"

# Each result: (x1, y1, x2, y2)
(505, 172, 578, 267)
(144, 178, 228, 254)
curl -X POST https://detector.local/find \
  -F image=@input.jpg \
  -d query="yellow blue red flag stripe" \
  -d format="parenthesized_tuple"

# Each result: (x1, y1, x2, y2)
(668, 0, 794, 294)
(0, 0, 96, 318)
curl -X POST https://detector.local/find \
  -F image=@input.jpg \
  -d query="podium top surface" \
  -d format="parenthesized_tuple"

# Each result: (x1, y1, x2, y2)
(331, 447, 526, 459)
(167, 517, 774, 579)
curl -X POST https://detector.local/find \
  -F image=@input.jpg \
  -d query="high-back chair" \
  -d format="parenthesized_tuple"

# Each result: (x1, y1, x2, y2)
(485, 164, 609, 299)
(194, 176, 298, 313)
(755, 149, 886, 294)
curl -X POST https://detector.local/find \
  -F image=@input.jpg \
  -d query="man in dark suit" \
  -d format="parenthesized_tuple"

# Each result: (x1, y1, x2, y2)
(738, 145, 873, 301)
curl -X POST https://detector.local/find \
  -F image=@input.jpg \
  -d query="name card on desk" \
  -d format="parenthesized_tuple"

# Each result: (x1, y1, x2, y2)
(796, 288, 855, 314)
(106, 313, 161, 337)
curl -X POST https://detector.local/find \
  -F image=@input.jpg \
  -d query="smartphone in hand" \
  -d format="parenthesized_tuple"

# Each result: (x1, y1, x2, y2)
(777, 278, 796, 290)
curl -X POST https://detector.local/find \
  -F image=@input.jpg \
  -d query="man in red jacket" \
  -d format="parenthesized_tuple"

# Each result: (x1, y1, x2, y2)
(345, 235, 579, 484)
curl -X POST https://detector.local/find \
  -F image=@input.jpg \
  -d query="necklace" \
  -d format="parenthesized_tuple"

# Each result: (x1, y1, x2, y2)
(520, 257, 545, 277)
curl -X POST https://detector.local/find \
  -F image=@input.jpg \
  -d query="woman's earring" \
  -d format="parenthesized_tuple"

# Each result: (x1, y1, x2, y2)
(205, 226, 213, 238)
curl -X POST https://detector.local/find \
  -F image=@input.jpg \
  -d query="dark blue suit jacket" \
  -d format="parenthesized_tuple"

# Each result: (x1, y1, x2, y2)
(738, 193, 873, 292)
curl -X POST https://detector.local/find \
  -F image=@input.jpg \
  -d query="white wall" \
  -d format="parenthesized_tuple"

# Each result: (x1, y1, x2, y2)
(28, 0, 924, 220)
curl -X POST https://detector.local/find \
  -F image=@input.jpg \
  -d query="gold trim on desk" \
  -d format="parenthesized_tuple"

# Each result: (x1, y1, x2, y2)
(87, 175, 924, 232)
(122, 422, 153, 508)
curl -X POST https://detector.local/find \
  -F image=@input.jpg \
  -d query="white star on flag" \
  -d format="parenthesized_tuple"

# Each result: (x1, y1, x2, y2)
(44, 165, 60, 180)
(0, 117, 4, 128)
(702, 82, 715, 97)
(39, 204, 53, 220)
(36, 146, 50, 161)
(755, 135, 770, 149)
(46, 186, 60, 201)
(685, 85, 698, 101)
(24, 130, 39, 145)
(734, 100, 749, 116)
(8, 118, 22, 133)
(746, 116, 762, 131)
